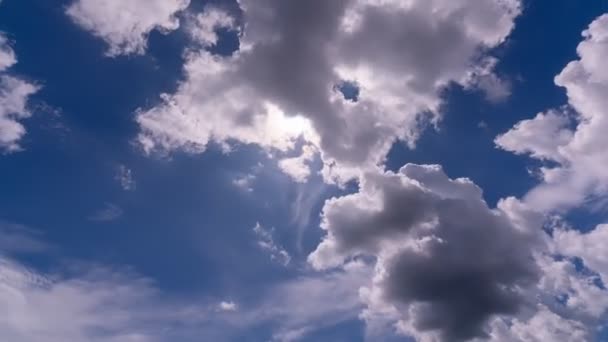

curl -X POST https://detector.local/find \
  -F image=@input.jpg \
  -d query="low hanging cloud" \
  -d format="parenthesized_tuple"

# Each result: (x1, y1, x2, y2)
(66, 0, 191, 56)
(496, 14, 608, 212)
(0, 34, 39, 152)
(136, 0, 520, 183)
(309, 164, 543, 341)
(308, 164, 608, 341)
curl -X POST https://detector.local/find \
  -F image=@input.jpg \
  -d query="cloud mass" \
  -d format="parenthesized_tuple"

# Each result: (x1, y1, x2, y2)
(66, 0, 190, 56)
(136, 0, 521, 183)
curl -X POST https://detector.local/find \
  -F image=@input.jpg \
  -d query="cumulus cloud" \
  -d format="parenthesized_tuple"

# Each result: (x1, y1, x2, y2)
(309, 164, 542, 341)
(496, 109, 573, 162)
(0, 34, 39, 152)
(497, 14, 608, 212)
(0, 34, 16, 71)
(491, 15, 608, 339)
(218, 301, 238, 312)
(186, 6, 236, 48)
(486, 305, 591, 342)
(278, 144, 316, 183)
(553, 224, 608, 284)
(136, 0, 520, 183)
(66, 0, 190, 56)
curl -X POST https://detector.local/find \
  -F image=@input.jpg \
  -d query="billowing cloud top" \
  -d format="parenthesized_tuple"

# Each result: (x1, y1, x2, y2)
(2, 1, 608, 342)
(136, 0, 520, 183)
(497, 14, 608, 212)
(310, 164, 541, 341)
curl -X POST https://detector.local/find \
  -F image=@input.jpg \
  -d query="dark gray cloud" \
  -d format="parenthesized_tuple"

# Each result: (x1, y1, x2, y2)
(310, 164, 540, 341)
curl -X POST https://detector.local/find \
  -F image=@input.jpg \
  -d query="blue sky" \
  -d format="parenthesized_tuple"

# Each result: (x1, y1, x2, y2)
(1, 0, 608, 341)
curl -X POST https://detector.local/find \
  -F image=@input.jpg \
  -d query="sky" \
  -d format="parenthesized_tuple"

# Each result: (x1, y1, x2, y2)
(1, 0, 608, 341)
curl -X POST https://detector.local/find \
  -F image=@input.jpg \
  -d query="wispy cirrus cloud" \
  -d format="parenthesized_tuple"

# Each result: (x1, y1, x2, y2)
(88, 202, 123, 222)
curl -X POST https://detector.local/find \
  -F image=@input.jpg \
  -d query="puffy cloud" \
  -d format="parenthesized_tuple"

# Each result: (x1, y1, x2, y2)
(0, 34, 16, 71)
(537, 254, 608, 319)
(492, 16, 608, 339)
(186, 7, 236, 47)
(497, 14, 608, 212)
(136, 0, 520, 183)
(218, 301, 238, 312)
(0, 35, 39, 152)
(486, 306, 591, 342)
(309, 164, 541, 341)
(495, 110, 573, 162)
(553, 224, 608, 284)
(278, 144, 316, 183)
(0, 76, 39, 152)
(66, 0, 190, 56)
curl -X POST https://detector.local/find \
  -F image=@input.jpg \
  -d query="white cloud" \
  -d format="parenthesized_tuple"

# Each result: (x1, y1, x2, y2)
(66, 0, 190, 56)
(465, 57, 512, 103)
(136, 0, 521, 184)
(497, 14, 608, 212)
(553, 224, 608, 284)
(0, 34, 17, 71)
(186, 7, 236, 47)
(253, 222, 291, 266)
(218, 301, 238, 312)
(496, 109, 573, 163)
(486, 305, 591, 342)
(278, 144, 316, 183)
(490, 15, 608, 339)
(0, 33, 39, 152)
(116, 164, 136, 191)
(233, 173, 256, 192)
